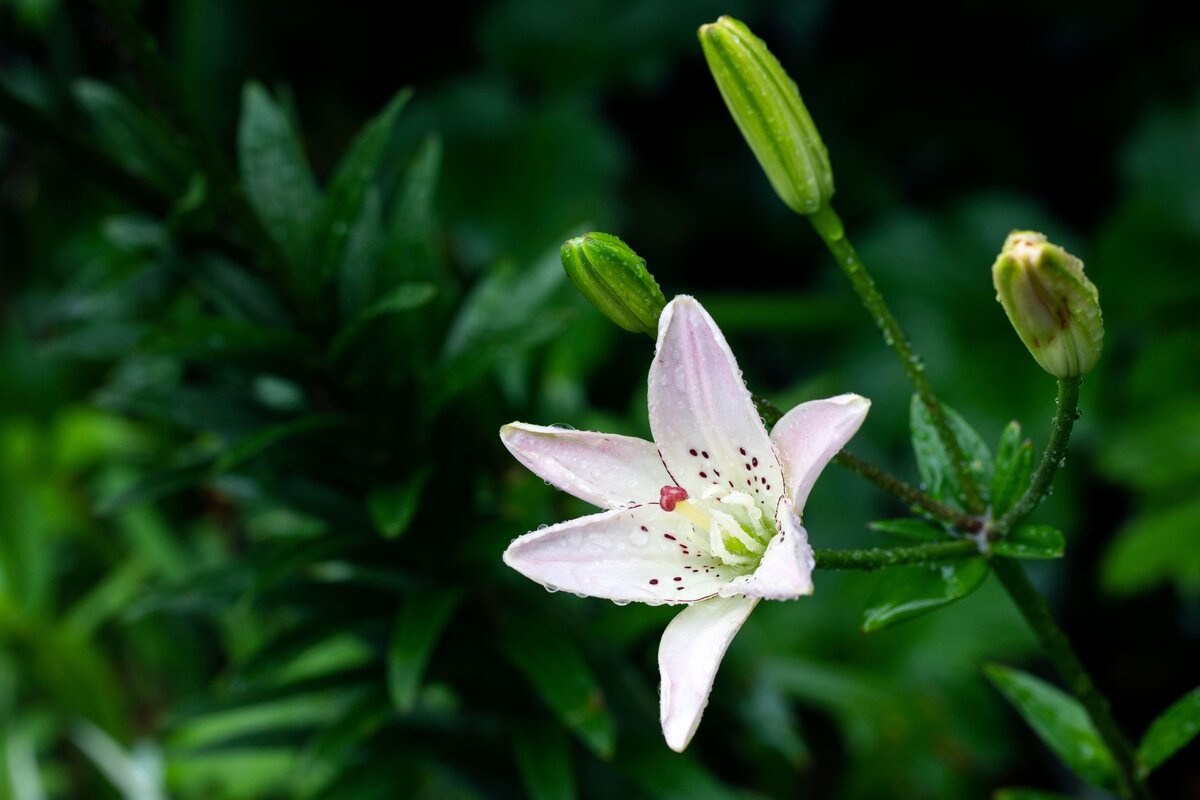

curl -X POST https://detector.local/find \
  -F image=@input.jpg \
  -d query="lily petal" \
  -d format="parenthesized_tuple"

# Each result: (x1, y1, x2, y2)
(770, 393, 870, 513)
(648, 296, 783, 513)
(500, 423, 670, 509)
(658, 594, 758, 752)
(503, 505, 737, 604)
(719, 499, 814, 600)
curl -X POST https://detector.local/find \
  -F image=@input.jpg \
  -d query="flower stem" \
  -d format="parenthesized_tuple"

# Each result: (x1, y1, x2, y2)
(996, 376, 1082, 533)
(813, 540, 977, 571)
(808, 205, 985, 514)
(754, 395, 981, 532)
(990, 557, 1151, 799)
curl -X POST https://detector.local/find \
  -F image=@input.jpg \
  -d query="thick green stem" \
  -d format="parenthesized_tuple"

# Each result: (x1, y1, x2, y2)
(753, 395, 979, 531)
(991, 558, 1151, 799)
(813, 541, 977, 571)
(996, 376, 1081, 533)
(808, 205, 985, 514)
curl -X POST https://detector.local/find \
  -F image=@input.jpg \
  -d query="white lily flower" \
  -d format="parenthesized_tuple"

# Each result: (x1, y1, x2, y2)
(501, 295, 870, 752)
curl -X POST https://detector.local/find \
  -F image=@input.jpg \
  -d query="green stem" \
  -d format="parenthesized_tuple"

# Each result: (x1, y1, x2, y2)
(808, 205, 985, 514)
(753, 394, 979, 531)
(813, 541, 977, 571)
(996, 376, 1081, 533)
(991, 558, 1151, 799)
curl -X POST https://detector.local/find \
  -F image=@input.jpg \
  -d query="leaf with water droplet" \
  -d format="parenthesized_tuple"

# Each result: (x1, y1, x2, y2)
(860, 557, 988, 632)
(909, 394, 993, 511)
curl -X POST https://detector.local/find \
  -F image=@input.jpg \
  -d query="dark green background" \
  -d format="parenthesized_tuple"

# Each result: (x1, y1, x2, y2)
(1, 1, 1198, 797)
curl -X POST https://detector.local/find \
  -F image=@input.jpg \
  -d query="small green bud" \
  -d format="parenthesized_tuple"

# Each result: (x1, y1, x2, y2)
(560, 232, 666, 336)
(992, 231, 1104, 378)
(698, 16, 834, 216)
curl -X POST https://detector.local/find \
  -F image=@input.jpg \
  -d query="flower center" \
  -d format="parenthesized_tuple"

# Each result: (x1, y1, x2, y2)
(658, 484, 776, 567)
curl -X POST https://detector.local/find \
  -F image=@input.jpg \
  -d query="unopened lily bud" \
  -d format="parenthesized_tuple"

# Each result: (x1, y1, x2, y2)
(561, 232, 666, 336)
(992, 231, 1104, 378)
(698, 16, 834, 216)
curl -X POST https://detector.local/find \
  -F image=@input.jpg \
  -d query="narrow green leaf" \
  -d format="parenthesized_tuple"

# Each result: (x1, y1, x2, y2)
(318, 89, 411, 282)
(73, 79, 191, 193)
(1101, 496, 1200, 597)
(868, 518, 947, 542)
(617, 744, 743, 800)
(499, 622, 615, 759)
(910, 394, 993, 511)
(861, 558, 988, 632)
(215, 415, 344, 474)
(984, 663, 1118, 788)
(71, 721, 166, 800)
(330, 283, 438, 361)
(93, 456, 214, 516)
(514, 722, 576, 800)
(1137, 686, 1200, 776)
(385, 134, 445, 287)
(993, 789, 1074, 800)
(993, 524, 1066, 560)
(368, 468, 432, 540)
(991, 421, 1035, 515)
(388, 588, 461, 712)
(237, 82, 322, 273)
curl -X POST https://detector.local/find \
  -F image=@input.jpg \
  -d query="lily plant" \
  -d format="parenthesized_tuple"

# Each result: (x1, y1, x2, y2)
(502, 296, 869, 751)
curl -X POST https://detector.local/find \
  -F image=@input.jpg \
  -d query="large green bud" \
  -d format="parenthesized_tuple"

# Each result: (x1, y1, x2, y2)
(699, 16, 834, 217)
(561, 232, 666, 336)
(992, 231, 1104, 378)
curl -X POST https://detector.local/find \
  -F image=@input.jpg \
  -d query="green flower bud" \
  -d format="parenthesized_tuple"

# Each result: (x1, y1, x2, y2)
(992, 231, 1104, 378)
(561, 232, 666, 336)
(698, 16, 834, 216)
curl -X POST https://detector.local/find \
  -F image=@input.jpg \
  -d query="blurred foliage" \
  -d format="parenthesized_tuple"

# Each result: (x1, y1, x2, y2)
(1, 0, 1198, 798)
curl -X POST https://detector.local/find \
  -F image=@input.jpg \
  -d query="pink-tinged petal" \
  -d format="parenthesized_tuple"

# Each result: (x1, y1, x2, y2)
(501, 423, 670, 509)
(719, 499, 815, 600)
(648, 296, 783, 512)
(770, 393, 870, 514)
(503, 505, 735, 605)
(658, 594, 758, 752)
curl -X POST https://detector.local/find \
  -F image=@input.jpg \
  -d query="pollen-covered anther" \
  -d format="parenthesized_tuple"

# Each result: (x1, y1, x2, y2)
(659, 485, 689, 512)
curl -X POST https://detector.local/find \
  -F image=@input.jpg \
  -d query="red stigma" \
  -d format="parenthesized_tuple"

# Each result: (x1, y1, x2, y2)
(659, 485, 689, 512)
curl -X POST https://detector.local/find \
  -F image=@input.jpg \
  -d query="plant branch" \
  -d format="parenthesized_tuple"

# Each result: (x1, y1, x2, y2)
(808, 205, 985, 514)
(996, 376, 1081, 533)
(813, 541, 977, 571)
(832, 450, 982, 532)
(991, 557, 1151, 799)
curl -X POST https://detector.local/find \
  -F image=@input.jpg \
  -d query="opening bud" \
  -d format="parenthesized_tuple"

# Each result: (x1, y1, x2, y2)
(698, 16, 834, 216)
(560, 232, 666, 336)
(992, 231, 1104, 378)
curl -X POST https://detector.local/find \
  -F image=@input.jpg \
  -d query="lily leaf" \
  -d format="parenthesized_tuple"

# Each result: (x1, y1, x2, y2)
(984, 663, 1118, 788)
(861, 557, 989, 632)
(909, 394, 993, 511)
(499, 621, 615, 759)
(237, 83, 322, 276)
(215, 415, 344, 474)
(368, 468, 431, 540)
(1136, 686, 1200, 776)
(991, 421, 1035, 515)
(993, 525, 1065, 560)
(388, 588, 462, 712)
(993, 789, 1074, 800)
(514, 721, 576, 800)
(868, 518, 947, 543)
(330, 283, 438, 360)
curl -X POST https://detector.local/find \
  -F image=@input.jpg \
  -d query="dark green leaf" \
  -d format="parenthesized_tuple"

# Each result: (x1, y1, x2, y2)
(330, 284, 438, 361)
(93, 456, 215, 516)
(991, 421, 1035, 515)
(385, 135, 446, 287)
(984, 663, 1118, 788)
(215, 415, 344, 474)
(868, 518, 947, 543)
(514, 722, 576, 800)
(1137, 686, 1200, 776)
(368, 468, 432, 540)
(388, 588, 461, 712)
(909, 395, 993, 511)
(499, 621, 615, 759)
(993, 789, 1074, 800)
(993, 525, 1065, 560)
(73, 79, 191, 193)
(237, 82, 322, 274)
(861, 558, 989, 632)
(335, 186, 386, 320)
(617, 744, 744, 800)
(1101, 497, 1200, 597)
(318, 89, 411, 283)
